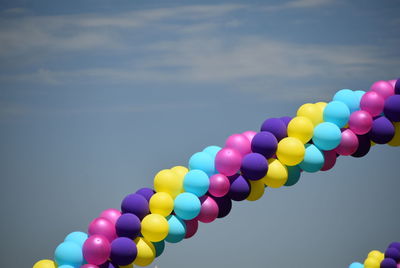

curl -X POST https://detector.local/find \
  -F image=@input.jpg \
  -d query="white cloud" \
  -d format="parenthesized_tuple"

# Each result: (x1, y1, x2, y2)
(263, 0, 333, 11)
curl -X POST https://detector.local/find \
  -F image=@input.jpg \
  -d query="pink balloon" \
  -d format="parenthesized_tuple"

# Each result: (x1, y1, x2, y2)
(99, 209, 121, 226)
(81, 265, 100, 268)
(82, 235, 111, 265)
(321, 150, 337, 171)
(225, 134, 251, 156)
(184, 219, 199, 239)
(360, 91, 385, 117)
(348, 110, 373, 135)
(388, 79, 397, 88)
(215, 148, 242, 176)
(208, 174, 230, 197)
(335, 129, 359, 156)
(88, 217, 117, 242)
(196, 195, 219, 223)
(242, 131, 257, 143)
(370, 80, 394, 99)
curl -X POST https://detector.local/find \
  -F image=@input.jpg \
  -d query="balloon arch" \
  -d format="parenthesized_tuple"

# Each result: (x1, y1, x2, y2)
(34, 79, 400, 268)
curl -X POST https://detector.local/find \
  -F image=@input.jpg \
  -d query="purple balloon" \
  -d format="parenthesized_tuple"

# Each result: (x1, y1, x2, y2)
(99, 261, 117, 268)
(385, 247, 400, 262)
(214, 196, 232, 218)
(260, 118, 287, 141)
(251, 131, 278, 158)
(389, 242, 400, 251)
(240, 153, 268, 181)
(115, 213, 141, 239)
(121, 193, 149, 220)
(135, 187, 155, 202)
(228, 174, 251, 201)
(380, 258, 397, 268)
(351, 134, 371, 158)
(280, 116, 292, 127)
(110, 237, 137, 266)
(395, 79, 400, 95)
(369, 116, 395, 144)
(384, 95, 400, 122)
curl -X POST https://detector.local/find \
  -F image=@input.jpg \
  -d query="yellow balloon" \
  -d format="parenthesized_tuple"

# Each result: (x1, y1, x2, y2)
(32, 260, 56, 268)
(262, 158, 288, 188)
(246, 179, 265, 201)
(171, 166, 189, 193)
(315, 101, 327, 112)
(276, 137, 305, 166)
(364, 257, 380, 268)
(371, 141, 376, 147)
(287, 116, 314, 143)
(297, 103, 323, 126)
(153, 169, 182, 198)
(149, 192, 174, 216)
(141, 214, 169, 242)
(367, 250, 384, 261)
(134, 237, 156, 267)
(388, 122, 400, 146)
(120, 264, 134, 268)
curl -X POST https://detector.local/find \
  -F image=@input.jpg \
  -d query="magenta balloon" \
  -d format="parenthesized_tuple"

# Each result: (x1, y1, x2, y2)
(360, 91, 385, 117)
(99, 209, 121, 226)
(388, 80, 397, 88)
(348, 110, 373, 135)
(184, 219, 199, 239)
(81, 264, 100, 268)
(196, 195, 219, 223)
(335, 129, 359, 156)
(208, 174, 230, 197)
(82, 235, 111, 265)
(225, 133, 251, 156)
(215, 148, 242, 176)
(88, 217, 117, 243)
(370, 80, 394, 100)
(242, 131, 257, 143)
(321, 150, 337, 171)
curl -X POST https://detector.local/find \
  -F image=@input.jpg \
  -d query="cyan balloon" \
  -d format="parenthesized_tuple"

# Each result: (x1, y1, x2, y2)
(299, 144, 325, 173)
(323, 101, 350, 128)
(165, 215, 187, 243)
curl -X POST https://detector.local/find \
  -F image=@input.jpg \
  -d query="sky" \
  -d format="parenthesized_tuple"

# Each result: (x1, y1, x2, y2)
(0, 0, 399, 267)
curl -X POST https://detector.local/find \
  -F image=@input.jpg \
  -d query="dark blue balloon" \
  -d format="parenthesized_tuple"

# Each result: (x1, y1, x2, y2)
(395, 78, 400, 95)
(351, 134, 371, 158)
(260, 118, 287, 141)
(369, 116, 395, 144)
(380, 258, 397, 268)
(251, 131, 278, 158)
(110, 237, 137, 266)
(240, 153, 268, 181)
(228, 174, 250, 201)
(385, 247, 400, 262)
(384, 95, 400, 122)
(214, 196, 232, 218)
(135, 187, 155, 202)
(116, 213, 141, 239)
(121, 193, 149, 220)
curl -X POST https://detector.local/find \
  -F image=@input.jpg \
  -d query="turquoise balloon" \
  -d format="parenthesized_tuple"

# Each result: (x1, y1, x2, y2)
(183, 169, 210, 197)
(54, 241, 83, 267)
(285, 165, 301, 186)
(354, 90, 366, 110)
(348, 262, 364, 268)
(312, 122, 342, 151)
(323, 101, 350, 128)
(299, 144, 325, 173)
(202, 145, 221, 158)
(188, 151, 215, 176)
(58, 266, 75, 268)
(333, 89, 358, 113)
(153, 240, 165, 257)
(165, 215, 187, 243)
(174, 192, 201, 220)
(64, 231, 88, 248)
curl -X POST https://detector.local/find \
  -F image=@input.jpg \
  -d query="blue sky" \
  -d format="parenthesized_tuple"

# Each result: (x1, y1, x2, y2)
(0, 1, 399, 267)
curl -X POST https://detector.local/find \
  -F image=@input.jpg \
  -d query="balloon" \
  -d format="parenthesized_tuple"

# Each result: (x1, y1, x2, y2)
(262, 158, 288, 188)
(54, 241, 83, 267)
(389, 242, 400, 251)
(380, 258, 397, 268)
(140, 214, 169, 242)
(133, 237, 156, 266)
(360, 91, 385, 117)
(349, 110, 373, 135)
(215, 148, 242, 176)
(321, 150, 337, 171)
(208, 174, 230, 197)
(152, 240, 165, 257)
(323, 101, 350, 128)
(149, 192, 174, 216)
(384, 95, 400, 122)
(368, 250, 384, 261)
(240, 153, 268, 181)
(58, 265, 75, 268)
(202, 146, 221, 158)
(351, 134, 371, 158)
(388, 79, 397, 88)
(119, 264, 133, 268)
(251, 131, 278, 158)
(170, 166, 189, 181)
(297, 103, 323, 126)
(315, 102, 327, 112)
(363, 257, 380, 268)
(153, 169, 183, 198)
(385, 247, 400, 262)
(110, 237, 137, 266)
(388, 122, 400, 146)
(312, 122, 342, 150)
(287, 116, 314, 143)
(184, 219, 199, 239)
(335, 129, 359, 156)
(354, 90, 366, 105)
(33, 259, 57, 268)
(246, 179, 265, 201)
(370, 80, 394, 99)
(183, 169, 210, 197)
(285, 165, 301, 186)
(135, 188, 155, 202)
(82, 235, 111, 265)
(174, 192, 201, 220)
(333, 89, 358, 113)
(276, 137, 305, 166)
(348, 262, 364, 268)
(369, 116, 395, 144)
(99, 261, 117, 268)
(396, 79, 400, 94)
(225, 133, 251, 156)
(64, 231, 88, 248)
(242, 130, 257, 143)
(121, 193, 149, 220)
(228, 174, 251, 201)
(280, 116, 292, 127)
(188, 151, 215, 176)
(165, 215, 186, 243)
(214, 196, 232, 218)
(88, 217, 117, 243)
(196, 195, 219, 223)
(260, 117, 287, 140)
(100, 209, 122, 226)
(115, 213, 141, 239)
(81, 264, 100, 268)
(299, 144, 325, 173)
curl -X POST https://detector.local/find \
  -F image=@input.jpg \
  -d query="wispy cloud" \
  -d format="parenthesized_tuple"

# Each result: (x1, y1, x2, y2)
(263, 0, 333, 11)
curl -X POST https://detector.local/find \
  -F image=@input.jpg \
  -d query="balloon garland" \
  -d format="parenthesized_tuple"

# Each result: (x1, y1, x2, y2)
(33, 79, 400, 268)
